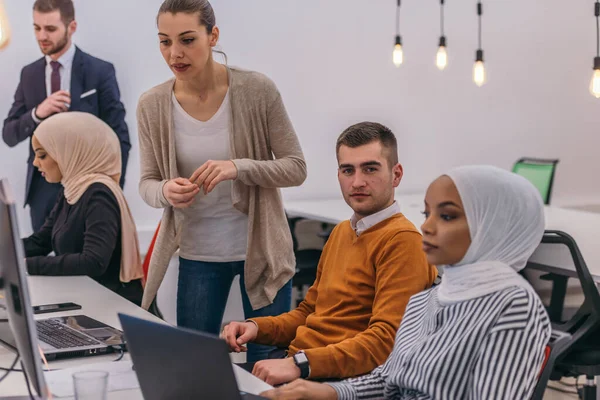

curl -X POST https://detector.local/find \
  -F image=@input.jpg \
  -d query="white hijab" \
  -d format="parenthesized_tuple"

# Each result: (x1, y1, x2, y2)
(436, 165, 545, 305)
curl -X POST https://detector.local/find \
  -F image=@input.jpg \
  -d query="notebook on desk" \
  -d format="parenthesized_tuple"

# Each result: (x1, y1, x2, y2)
(119, 313, 271, 400)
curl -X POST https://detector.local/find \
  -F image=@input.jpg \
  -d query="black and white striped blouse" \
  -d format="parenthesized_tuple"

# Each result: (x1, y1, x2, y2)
(328, 287, 551, 400)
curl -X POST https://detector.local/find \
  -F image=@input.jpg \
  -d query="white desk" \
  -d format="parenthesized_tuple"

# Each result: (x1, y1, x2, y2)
(285, 193, 600, 281)
(0, 276, 161, 399)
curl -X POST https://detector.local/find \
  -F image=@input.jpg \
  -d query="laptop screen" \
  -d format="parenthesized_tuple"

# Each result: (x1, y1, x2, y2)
(0, 178, 49, 397)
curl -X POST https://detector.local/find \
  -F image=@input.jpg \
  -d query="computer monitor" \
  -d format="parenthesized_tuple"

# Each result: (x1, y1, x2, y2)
(0, 178, 49, 397)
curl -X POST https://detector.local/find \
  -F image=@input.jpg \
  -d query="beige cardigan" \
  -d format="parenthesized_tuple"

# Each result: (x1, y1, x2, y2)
(137, 67, 307, 310)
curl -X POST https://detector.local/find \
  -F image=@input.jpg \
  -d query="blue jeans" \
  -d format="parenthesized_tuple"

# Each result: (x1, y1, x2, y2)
(177, 258, 292, 362)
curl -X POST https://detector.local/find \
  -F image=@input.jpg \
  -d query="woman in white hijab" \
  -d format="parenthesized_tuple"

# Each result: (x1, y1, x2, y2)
(23, 112, 144, 305)
(261, 165, 552, 400)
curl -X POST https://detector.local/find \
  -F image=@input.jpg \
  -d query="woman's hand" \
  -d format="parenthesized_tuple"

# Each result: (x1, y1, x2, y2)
(189, 160, 238, 194)
(162, 178, 200, 208)
(260, 379, 338, 400)
(220, 321, 258, 352)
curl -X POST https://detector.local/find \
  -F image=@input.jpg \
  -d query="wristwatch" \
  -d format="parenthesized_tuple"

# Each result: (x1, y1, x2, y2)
(293, 351, 310, 379)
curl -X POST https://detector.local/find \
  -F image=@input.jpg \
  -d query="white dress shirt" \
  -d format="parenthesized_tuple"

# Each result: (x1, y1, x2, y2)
(32, 42, 76, 123)
(349, 201, 401, 236)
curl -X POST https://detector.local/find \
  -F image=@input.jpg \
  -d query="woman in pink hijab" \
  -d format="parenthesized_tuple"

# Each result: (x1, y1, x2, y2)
(23, 112, 144, 305)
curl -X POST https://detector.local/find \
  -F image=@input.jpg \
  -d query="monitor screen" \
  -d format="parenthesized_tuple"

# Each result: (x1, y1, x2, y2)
(0, 178, 49, 397)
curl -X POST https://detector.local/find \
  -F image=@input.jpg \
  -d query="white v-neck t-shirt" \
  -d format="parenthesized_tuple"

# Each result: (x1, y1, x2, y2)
(172, 90, 248, 262)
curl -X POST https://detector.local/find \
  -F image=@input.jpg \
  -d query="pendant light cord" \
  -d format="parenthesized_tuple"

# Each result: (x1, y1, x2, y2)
(477, 1, 482, 50)
(596, 0, 599, 57)
(396, 0, 401, 36)
(440, 0, 445, 37)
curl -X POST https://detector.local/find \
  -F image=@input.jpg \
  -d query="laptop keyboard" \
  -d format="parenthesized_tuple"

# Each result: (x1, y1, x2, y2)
(36, 319, 102, 349)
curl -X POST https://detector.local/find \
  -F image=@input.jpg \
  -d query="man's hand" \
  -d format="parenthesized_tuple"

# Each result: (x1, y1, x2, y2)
(220, 321, 258, 353)
(35, 90, 71, 119)
(162, 178, 199, 208)
(189, 160, 238, 194)
(252, 358, 301, 386)
(260, 379, 338, 400)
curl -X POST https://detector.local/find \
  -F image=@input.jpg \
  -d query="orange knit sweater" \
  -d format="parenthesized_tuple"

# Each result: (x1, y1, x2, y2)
(251, 213, 437, 379)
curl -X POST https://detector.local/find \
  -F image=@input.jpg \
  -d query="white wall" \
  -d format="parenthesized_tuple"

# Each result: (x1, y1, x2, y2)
(1, 0, 599, 237)
(213, 0, 599, 203)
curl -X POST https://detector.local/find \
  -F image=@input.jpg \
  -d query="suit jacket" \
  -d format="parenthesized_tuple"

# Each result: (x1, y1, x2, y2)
(2, 46, 131, 205)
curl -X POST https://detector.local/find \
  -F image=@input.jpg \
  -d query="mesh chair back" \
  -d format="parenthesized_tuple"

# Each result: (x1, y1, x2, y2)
(512, 158, 559, 205)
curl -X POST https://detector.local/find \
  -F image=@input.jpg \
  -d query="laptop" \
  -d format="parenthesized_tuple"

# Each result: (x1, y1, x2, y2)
(0, 178, 123, 361)
(119, 313, 270, 400)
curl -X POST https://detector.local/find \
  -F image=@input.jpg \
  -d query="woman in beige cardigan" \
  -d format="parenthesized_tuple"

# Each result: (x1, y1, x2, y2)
(137, 0, 307, 362)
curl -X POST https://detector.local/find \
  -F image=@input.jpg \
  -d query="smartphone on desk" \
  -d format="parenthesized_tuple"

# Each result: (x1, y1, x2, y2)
(33, 302, 82, 314)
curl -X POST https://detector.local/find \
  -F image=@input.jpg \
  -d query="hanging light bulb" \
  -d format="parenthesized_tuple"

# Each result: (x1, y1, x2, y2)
(473, 1, 486, 86)
(436, 0, 448, 70)
(591, 57, 600, 98)
(393, 35, 403, 67)
(0, 0, 11, 51)
(590, 69, 600, 97)
(436, 37, 447, 70)
(392, 0, 403, 67)
(591, 1, 600, 97)
(473, 50, 486, 87)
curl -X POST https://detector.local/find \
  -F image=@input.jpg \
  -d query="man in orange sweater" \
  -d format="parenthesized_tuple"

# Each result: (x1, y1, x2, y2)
(222, 122, 437, 385)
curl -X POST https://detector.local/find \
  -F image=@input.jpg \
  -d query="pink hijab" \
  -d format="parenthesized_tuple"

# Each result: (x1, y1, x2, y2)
(34, 112, 143, 283)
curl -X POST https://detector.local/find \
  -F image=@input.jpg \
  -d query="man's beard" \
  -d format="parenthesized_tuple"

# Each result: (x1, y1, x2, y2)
(41, 31, 69, 56)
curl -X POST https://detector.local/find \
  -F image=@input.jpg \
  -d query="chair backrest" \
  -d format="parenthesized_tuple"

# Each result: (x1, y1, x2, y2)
(539, 346, 552, 379)
(287, 216, 302, 253)
(526, 236, 584, 323)
(141, 222, 164, 319)
(286, 215, 329, 253)
(525, 231, 600, 364)
(142, 222, 161, 282)
(531, 330, 571, 400)
(512, 158, 559, 205)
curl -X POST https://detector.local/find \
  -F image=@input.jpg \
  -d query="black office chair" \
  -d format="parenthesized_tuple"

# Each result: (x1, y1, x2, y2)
(287, 216, 329, 306)
(513, 159, 562, 319)
(531, 330, 571, 400)
(558, 332, 600, 399)
(149, 296, 164, 320)
(526, 230, 600, 399)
